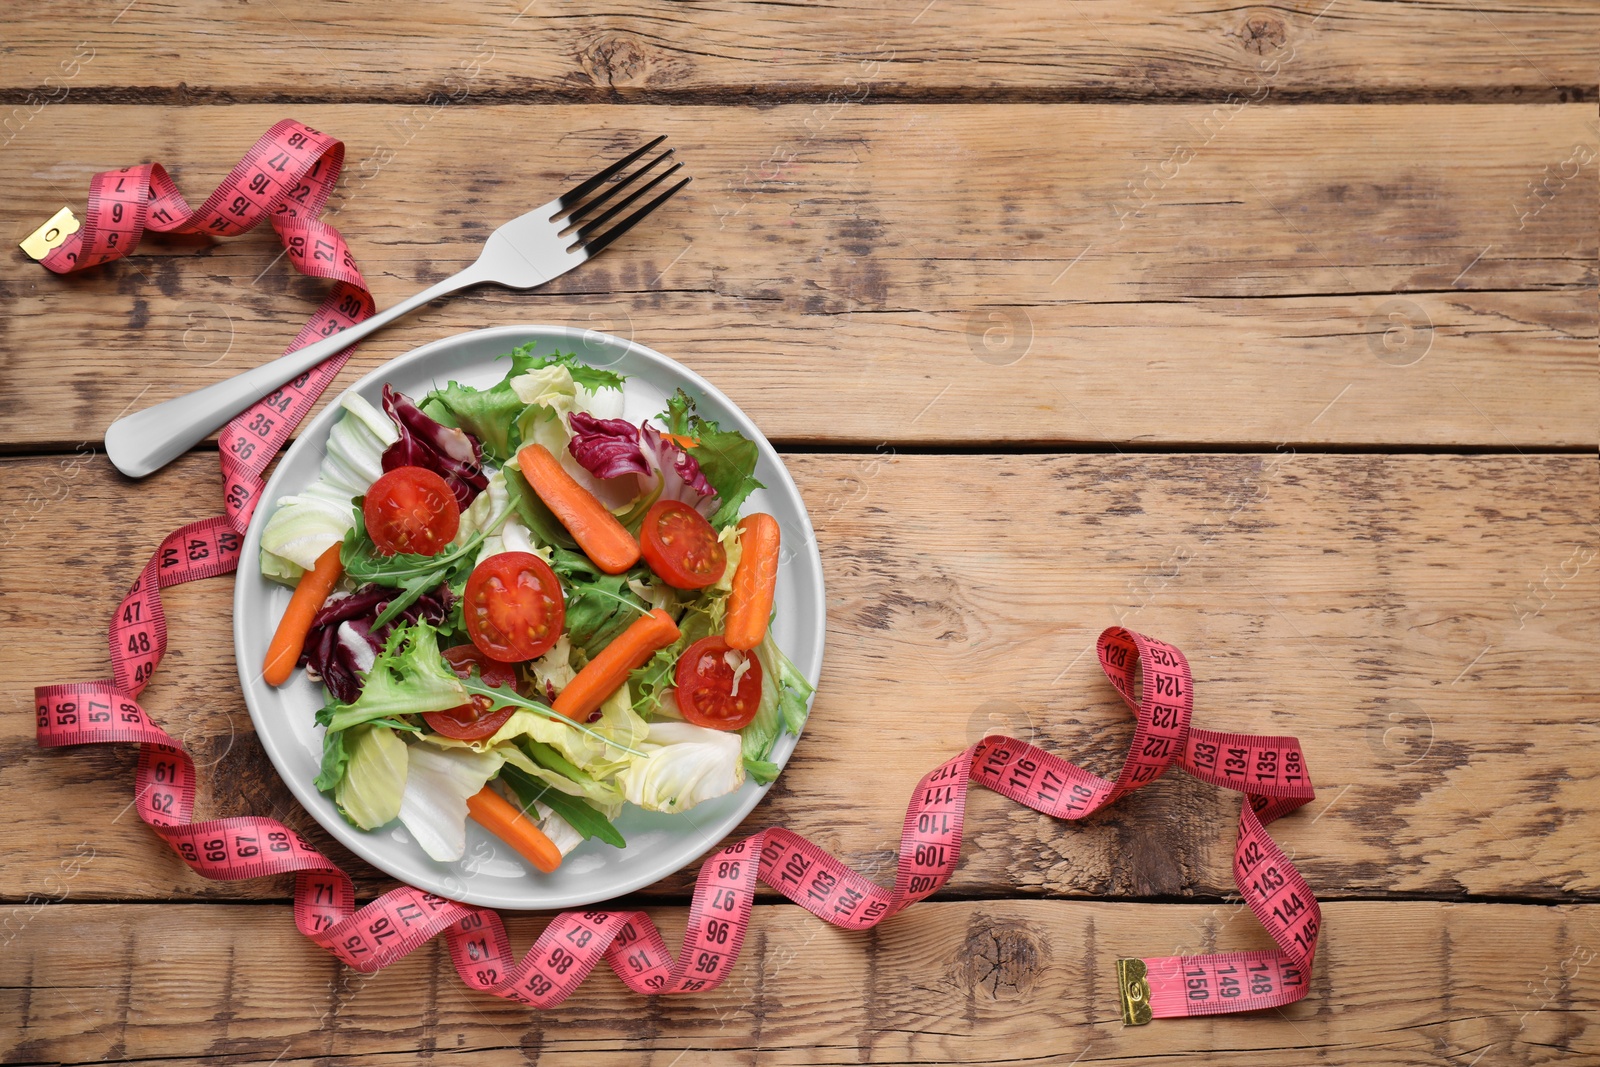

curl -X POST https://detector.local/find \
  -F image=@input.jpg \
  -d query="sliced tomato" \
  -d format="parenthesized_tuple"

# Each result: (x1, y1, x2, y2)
(464, 551, 565, 663)
(640, 499, 726, 590)
(423, 645, 519, 741)
(364, 466, 460, 556)
(674, 635, 763, 730)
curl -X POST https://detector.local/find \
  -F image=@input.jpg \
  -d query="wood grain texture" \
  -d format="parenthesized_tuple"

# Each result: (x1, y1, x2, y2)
(2, 452, 1593, 905)
(2, 901, 1595, 1065)
(1, 1, 1596, 102)
(2, 105, 1593, 450)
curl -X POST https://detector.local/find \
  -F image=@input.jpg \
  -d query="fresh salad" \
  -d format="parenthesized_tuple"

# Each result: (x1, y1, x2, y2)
(256, 344, 813, 874)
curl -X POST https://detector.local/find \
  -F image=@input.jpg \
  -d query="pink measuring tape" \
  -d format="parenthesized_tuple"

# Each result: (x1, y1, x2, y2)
(27, 122, 1319, 1022)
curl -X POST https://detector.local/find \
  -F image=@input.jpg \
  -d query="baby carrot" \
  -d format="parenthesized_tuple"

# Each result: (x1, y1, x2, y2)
(724, 513, 779, 650)
(263, 543, 343, 686)
(467, 786, 563, 873)
(516, 443, 641, 574)
(553, 608, 680, 722)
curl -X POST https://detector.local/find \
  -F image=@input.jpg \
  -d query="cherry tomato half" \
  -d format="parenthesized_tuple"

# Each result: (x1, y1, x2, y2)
(639, 499, 726, 590)
(464, 551, 565, 663)
(364, 466, 460, 556)
(674, 634, 764, 730)
(423, 645, 519, 741)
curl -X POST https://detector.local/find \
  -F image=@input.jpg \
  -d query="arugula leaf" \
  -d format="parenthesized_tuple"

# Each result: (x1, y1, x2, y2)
(499, 761, 626, 848)
(659, 389, 763, 527)
(340, 499, 511, 629)
(459, 680, 649, 757)
(546, 545, 652, 654)
(629, 591, 725, 716)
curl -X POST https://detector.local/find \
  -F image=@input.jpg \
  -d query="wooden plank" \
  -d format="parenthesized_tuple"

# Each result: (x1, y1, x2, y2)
(1, 2, 1596, 101)
(1, 104, 1593, 450)
(2, 452, 1594, 905)
(2, 901, 1595, 1064)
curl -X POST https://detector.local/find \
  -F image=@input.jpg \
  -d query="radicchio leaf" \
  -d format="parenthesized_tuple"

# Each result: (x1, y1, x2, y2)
(568, 412, 651, 479)
(299, 582, 453, 703)
(381, 384, 488, 509)
(640, 422, 717, 517)
(565, 411, 718, 518)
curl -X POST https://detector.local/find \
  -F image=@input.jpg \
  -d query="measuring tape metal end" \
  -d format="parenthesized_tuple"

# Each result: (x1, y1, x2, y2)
(1116, 958, 1153, 1025)
(20, 207, 81, 260)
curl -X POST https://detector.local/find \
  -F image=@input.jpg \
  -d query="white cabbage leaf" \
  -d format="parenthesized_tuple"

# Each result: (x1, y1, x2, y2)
(260, 392, 397, 583)
(398, 743, 505, 862)
(533, 802, 585, 858)
(620, 721, 745, 814)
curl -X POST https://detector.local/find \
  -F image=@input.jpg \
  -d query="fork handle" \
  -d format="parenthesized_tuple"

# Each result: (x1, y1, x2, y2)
(103, 265, 488, 479)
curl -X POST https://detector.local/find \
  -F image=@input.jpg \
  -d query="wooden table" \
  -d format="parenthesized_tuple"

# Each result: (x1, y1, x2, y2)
(2, 4, 1596, 1064)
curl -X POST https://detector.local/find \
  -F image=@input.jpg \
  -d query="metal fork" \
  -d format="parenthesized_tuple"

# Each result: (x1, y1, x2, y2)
(104, 137, 689, 479)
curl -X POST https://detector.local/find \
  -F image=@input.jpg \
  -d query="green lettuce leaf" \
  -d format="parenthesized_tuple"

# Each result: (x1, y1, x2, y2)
(504, 465, 577, 550)
(661, 390, 763, 527)
(738, 630, 814, 781)
(743, 758, 781, 784)
(756, 629, 815, 736)
(419, 344, 623, 463)
(315, 729, 354, 792)
(424, 380, 527, 463)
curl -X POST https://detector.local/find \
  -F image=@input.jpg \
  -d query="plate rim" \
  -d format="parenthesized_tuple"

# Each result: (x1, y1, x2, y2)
(232, 324, 825, 910)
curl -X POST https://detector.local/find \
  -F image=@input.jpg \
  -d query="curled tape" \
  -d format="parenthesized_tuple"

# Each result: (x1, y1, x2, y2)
(32, 124, 1319, 1020)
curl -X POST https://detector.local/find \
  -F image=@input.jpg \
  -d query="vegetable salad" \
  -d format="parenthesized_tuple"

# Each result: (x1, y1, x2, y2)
(259, 345, 812, 873)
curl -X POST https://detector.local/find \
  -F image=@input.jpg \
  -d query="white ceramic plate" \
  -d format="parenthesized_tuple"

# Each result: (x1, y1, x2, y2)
(234, 325, 824, 910)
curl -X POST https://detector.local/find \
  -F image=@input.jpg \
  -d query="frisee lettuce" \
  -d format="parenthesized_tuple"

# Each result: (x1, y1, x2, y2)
(316, 622, 470, 735)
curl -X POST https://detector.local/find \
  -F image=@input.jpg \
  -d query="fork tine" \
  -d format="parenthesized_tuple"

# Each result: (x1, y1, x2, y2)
(573, 161, 684, 244)
(575, 175, 691, 259)
(557, 135, 667, 211)
(562, 147, 675, 228)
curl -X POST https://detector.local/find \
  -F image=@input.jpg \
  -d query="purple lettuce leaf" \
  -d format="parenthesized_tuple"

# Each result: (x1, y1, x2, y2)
(380, 384, 488, 510)
(568, 411, 651, 479)
(566, 411, 718, 518)
(639, 422, 717, 517)
(299, 582, 453, 703)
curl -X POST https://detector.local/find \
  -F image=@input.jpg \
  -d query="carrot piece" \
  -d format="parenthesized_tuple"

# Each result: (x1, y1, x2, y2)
(467, 785, 563, 873)
(516, 443, 641, 574)
(263, 543, 344, 686)
(553, 608, 680, 721)
(724, 513, 779, 650)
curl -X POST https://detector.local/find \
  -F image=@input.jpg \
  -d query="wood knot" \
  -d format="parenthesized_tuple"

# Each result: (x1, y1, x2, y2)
(1240, 14, 1288, 55)
(580, 33, 650, 88)
(953, 916, 1049, 1000)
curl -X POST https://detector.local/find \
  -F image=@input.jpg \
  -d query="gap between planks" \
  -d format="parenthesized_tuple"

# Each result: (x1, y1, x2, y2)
(0, 87, 1593, 107)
